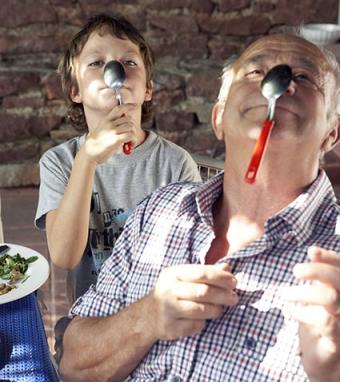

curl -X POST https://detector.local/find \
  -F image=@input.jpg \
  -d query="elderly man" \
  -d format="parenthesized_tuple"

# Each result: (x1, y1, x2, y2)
(60, 33, 340, 382)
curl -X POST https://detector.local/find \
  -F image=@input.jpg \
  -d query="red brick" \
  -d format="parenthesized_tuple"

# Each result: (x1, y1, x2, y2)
(153, 35, 208, 59)
(154, 71, 185, 90)
(148, 14, 199, 35)
(153, 89, 185, 112)
(273, 0, 337, 24)
(0, 71, 40, 97)
(2, 96, 44, 109)
(80, 4, 146, 31)
(186, 125, 224, 154)
(0, 113, 62, 142)
(0, 0, 57, 28)
(208, 37, 241, 61)
(0, 140, 40, 162)
(0, 35, 64, 55)
(155, 111, 196, 133)
(187, 69, 221, 101)
(147, 0, 191, 9)
(253, 1, 276, 12)
(190, 0, 214, 14)
(216, 0, 251, 12)
(52, 5, 86, 27)
(197, 14, 271, 36)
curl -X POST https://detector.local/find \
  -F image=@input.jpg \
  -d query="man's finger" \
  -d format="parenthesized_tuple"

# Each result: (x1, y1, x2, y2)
(293, 263, 340, 290)
(308, 246, 340, 266)
(175, 263, 236, 289)
(282, 284, 340, 315)
(288, 305, 340, 338)
(175, 281, 238, 305)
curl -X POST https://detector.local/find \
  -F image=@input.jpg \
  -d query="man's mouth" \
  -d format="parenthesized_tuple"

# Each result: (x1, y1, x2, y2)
(244, 104, 297, 117)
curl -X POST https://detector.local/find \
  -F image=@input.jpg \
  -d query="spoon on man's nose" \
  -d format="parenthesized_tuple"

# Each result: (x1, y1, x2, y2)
(244, 64, 293, 184)
(103, 60, 132, 155)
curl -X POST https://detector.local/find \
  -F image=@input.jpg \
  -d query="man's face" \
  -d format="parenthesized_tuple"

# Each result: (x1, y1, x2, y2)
(218, 34, 337, 158)
(71, 31, 152, 115)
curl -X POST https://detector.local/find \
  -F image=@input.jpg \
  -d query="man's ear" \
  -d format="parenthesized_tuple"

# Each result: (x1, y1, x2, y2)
(70, 85, 81, 104)
(322, 115, 340, 153)
(144, 80, 153, 102)
(212, 101, 225, 141)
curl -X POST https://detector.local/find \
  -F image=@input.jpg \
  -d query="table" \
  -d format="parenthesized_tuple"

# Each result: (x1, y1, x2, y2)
(0, 293, 60, 381)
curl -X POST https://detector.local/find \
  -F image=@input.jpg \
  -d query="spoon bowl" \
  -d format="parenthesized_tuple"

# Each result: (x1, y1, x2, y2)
(104, 60, 126, 103)
(261, 64, 293, 120)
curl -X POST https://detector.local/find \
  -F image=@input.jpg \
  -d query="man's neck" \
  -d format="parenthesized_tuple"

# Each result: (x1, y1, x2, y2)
(222, 152, 318, 222)
(205, 164, 316, 263)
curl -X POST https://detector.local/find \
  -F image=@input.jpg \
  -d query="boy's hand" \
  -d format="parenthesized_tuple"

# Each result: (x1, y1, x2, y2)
(147, 263, 238, 340)
(82, 103, 139, 164)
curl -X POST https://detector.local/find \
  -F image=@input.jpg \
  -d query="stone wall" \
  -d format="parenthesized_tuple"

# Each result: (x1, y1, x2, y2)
(0, 0, 339, 186)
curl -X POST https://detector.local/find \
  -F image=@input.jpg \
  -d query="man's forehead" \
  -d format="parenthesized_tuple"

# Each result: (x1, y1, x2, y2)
(233, 34, 329, 73)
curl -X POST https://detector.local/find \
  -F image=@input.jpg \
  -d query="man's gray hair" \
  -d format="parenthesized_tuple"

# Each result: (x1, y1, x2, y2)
(217, 56, 237, 103)
(217, 32, 340, 116)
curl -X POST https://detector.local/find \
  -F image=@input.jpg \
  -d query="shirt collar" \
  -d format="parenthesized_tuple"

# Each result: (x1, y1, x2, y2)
(178, 172, 224, 225)
(265, 170, 337, 242)
(179, 170, 337, 244)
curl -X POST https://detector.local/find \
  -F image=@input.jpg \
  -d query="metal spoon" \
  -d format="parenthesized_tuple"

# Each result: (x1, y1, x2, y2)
(103, 60, 132, 155)
(244, 64, 293, 184)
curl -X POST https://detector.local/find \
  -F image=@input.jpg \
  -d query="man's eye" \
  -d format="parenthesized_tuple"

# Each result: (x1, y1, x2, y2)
(122, 60, 137, 67)
(88, 60, 104, 68)
(245, 69, 263, 78)
(293, 73, 311, 82)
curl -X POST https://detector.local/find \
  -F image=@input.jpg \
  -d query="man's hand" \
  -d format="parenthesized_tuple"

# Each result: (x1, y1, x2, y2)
(283, 246, 340, 382)
(149, 263, 238, 341)
(82, 103, 139, 165)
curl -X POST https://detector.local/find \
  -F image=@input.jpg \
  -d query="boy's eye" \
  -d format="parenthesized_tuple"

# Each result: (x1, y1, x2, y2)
(122, 60, 137, 67)
(88, 60, 105, 68)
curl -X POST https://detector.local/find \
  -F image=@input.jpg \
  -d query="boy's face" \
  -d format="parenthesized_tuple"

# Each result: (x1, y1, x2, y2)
(71, 31, 152, 116)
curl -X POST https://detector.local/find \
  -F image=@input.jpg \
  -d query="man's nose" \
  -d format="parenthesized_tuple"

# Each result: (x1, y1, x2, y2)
(285, 80, 296, 96)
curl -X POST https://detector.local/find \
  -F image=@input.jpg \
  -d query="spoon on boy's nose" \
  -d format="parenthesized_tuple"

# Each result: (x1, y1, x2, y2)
(244, 64, 293, 184)
(103, 60, 133, 155)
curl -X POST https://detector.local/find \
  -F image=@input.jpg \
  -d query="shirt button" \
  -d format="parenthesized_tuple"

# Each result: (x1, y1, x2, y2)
(245, 336, 257, 350)
(169, 376, 182, 382)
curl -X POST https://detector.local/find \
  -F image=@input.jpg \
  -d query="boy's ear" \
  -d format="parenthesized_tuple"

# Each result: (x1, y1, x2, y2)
(144, 80, 153, 101)
(322, 115, 340, 153)
(212, 101, 225, 141)
(70, 85, 81, 103)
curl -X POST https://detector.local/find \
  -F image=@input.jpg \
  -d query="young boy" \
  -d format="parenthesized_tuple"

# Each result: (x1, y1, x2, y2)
(35, 13, 201, 302)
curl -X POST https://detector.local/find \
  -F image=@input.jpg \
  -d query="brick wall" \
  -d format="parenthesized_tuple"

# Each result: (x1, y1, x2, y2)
(0, 0, 339, 186)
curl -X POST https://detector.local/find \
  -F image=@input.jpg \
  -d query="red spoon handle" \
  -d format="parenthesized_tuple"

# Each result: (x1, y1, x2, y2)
(123, 141, 132, 155)
(120, 112, 133, 155)
(244, 119, 274, 184)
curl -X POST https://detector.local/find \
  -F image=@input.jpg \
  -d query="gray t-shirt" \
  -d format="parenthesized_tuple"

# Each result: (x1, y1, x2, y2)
(35, 131, 201, 301)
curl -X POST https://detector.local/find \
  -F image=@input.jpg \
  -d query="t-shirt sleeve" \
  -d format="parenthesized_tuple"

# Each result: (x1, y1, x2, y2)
(34, 149, 72, 230)
(177, 151, 202, 183)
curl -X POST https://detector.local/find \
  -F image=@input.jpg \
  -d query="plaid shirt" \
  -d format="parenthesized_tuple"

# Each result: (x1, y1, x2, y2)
(71, 170, 340, 382)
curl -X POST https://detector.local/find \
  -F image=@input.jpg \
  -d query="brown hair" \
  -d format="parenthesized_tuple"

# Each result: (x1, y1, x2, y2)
(58, 13, 154, 131)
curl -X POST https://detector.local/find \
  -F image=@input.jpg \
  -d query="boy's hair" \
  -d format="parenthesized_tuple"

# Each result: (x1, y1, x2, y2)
(58, 13, 154, 131)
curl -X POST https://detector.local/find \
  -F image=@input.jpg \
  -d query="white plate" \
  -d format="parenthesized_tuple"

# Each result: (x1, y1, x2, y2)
(0, 243, 49, 304)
